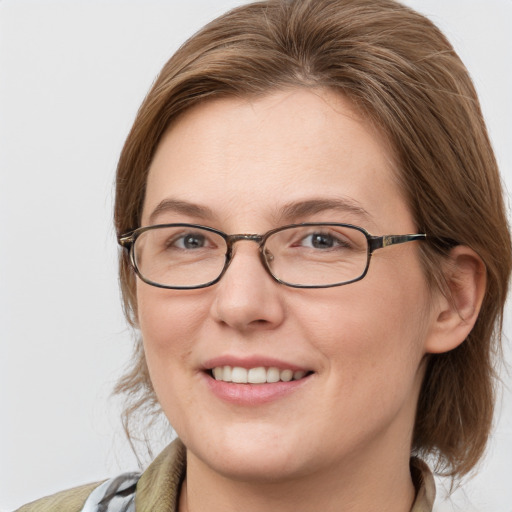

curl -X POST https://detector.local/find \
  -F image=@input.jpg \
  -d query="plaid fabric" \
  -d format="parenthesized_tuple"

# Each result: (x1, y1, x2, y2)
(80, 472, 140, 512)
(24, 440, 433, 511)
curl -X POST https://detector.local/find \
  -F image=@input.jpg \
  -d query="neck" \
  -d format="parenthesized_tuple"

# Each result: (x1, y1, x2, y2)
(179, 442, 416, 512)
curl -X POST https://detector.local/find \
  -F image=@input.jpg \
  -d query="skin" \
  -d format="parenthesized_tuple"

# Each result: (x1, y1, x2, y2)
(136, 88, 482, 512)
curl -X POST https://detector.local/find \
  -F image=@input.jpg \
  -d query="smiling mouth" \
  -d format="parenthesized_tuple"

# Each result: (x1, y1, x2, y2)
(208, 366, 313, 384)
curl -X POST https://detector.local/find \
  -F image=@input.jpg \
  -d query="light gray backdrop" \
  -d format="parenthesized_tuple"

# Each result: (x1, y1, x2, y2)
(1, 1, 511, 510)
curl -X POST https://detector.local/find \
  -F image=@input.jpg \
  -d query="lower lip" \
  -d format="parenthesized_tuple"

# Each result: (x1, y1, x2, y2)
(203, 373, 311, 405)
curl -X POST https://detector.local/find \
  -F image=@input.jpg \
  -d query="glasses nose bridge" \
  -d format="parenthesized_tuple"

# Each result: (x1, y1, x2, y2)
(224, 233, 271, 272)
(226, 233, 265, 249)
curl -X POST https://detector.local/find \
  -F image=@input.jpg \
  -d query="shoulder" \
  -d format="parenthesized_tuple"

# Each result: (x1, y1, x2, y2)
(15, 481, 104, 512)
(15, 440, 186, 512)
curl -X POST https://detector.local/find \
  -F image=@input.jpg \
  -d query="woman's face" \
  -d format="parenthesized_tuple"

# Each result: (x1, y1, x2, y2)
(138, 89, 440, 482)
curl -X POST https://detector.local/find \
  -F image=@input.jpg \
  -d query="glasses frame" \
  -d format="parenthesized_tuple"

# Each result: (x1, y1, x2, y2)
(118, 222, 428, 290)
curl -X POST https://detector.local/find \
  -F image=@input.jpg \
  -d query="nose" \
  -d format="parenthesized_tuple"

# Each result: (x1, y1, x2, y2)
(210, 242, 286, 332)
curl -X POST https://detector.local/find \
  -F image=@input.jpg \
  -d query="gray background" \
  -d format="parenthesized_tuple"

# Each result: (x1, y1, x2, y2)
(1, 1, 511, 510)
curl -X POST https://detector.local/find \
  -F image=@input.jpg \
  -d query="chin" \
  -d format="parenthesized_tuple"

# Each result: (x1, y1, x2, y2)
(184, 426, 318, 483)
(201, 449, 312, 484)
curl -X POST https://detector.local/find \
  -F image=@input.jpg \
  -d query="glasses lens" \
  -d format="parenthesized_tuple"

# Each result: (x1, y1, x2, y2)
(133, 226, 227, 288)
(264, 224, 369, 286)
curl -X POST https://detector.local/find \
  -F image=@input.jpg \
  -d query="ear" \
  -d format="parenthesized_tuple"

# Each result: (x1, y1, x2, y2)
(425, 245, 486, 354)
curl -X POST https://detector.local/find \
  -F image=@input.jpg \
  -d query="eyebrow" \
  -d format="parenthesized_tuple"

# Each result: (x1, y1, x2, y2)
(148, 197, 372, 227)
(148, 199, 216, 225)
(276, 198, 372, 224)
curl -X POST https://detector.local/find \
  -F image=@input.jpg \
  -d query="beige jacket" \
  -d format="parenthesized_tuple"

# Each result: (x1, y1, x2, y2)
(17, 440, 435, 511)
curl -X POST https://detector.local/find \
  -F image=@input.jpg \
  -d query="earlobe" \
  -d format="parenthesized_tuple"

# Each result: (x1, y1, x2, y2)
(425, 246, 487, 354)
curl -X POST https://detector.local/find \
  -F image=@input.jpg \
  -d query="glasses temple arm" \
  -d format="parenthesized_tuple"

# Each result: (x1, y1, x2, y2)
(368, 234, 427, 252)
(118, 234, 134, 249)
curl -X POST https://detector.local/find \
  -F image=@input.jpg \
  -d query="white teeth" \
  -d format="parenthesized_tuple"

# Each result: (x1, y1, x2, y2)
(248, 367, 267, 384)
(211, 366, 309, 384)
(267, 367, 280, 383)
(280, 369, 293, 382)
(231, 367, 247, 383)
(223, 365, 232, 381)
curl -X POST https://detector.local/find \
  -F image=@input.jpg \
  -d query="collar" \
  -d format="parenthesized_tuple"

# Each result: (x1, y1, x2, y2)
(135, 440, 435, 512)
(410, 457, 436, 511)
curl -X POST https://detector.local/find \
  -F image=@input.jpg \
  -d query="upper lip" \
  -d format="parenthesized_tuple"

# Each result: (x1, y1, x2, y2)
(202, 355, 310, 372)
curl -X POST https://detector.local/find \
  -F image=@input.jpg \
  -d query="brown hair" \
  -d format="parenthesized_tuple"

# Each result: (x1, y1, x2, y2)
(114, 0, 511, 477)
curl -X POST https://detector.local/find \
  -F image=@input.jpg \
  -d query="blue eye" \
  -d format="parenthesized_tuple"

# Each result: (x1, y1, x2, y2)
(308, 233, 335, 249)
(300, 232, 350, 250)
(173, 232, 208, 249)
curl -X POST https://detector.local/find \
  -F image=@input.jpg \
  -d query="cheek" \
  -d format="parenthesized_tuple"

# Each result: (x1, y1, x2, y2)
(297, 268, 432, 385)
(136, 285, 210, 380)
(297, 279, 431, 440)
(136, 286, 213, 429)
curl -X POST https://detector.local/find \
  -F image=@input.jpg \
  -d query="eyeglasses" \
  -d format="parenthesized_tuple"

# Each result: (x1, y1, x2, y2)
(118, 223, 428, 289)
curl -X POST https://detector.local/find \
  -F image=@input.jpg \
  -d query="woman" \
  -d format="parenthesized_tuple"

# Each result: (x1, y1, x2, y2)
(17, 0, 511, 510)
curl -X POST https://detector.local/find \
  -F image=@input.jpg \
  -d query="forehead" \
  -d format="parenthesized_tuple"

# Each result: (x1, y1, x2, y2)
(143, 88, 411, 233)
